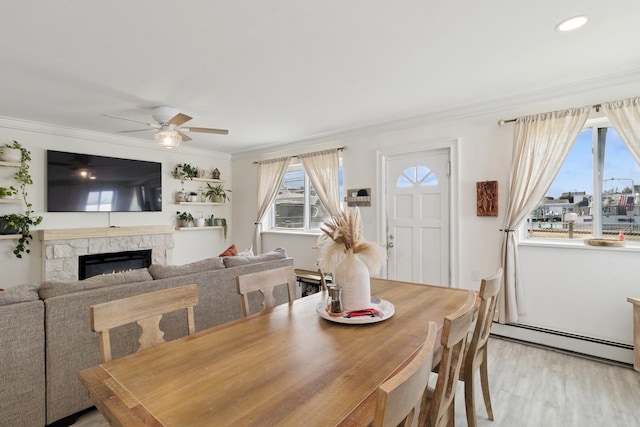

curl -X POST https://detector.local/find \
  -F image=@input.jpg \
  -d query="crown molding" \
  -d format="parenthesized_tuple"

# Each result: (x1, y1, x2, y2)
(0, 116, 231, 160)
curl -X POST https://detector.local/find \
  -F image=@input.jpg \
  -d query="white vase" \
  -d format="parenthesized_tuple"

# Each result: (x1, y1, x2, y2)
(334, 249, 371, 311)
(195, 217, 205, 227)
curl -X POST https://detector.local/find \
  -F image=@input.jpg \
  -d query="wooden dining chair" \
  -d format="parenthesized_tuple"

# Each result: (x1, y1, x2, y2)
(90, 284, 198, 362)
(461, 268, 503, 427)
(419, 292, 478, 427)
(236, 266, 296, 316)
(372, 321, 438, 427)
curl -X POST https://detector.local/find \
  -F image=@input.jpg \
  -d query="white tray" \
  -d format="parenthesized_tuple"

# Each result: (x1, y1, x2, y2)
(316, 298, 395, 324)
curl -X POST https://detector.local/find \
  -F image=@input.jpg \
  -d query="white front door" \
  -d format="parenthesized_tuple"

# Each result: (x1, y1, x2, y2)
(384, 149, 450, 285)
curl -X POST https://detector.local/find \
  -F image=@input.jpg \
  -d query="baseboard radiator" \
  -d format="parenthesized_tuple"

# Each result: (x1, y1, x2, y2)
(490, 322, 634, 367)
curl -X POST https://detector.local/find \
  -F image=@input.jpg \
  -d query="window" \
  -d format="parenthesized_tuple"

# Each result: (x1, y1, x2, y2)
(271, 162, 343, 231)
(527, 122, 640, 241)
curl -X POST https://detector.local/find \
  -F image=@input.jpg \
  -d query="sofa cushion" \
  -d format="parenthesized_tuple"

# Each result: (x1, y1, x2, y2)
(148, 257, 225, 280)
(38, 268, 153, 299)
(223, 248, 287, 268)
(0, 284, 40, 306)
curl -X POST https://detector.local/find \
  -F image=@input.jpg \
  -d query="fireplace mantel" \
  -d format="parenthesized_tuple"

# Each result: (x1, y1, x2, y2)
(39, 225, 174, 241)
(40, 225, 175, 282)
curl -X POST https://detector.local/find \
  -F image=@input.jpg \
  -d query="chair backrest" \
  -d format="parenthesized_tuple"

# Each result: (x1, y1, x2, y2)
(465, 269, 503, 366)
(236, 266, 296, 316)
(373, 321, 438, 427)
(424, 291, 478, 427)
(90, 284, 198, 362)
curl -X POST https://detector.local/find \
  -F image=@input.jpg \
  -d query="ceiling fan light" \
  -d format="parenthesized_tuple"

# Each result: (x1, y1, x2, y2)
(155, 130, 182, 148)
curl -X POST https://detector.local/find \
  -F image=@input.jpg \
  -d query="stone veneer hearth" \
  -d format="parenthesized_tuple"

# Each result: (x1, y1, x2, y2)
(39, 226, 174, 282)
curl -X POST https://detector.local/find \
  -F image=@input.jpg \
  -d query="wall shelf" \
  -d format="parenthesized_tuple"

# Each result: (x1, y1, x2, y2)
(0, 234, 20, 240)
(0, 198, 22, 204)
(0, 160, 20, 168)
(190, 177, 224, 183)
(176, 201, 225, 206)
(176, 226, 223, 231)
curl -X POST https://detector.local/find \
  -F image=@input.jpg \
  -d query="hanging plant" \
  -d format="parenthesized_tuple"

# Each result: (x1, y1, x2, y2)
(0, 141, 43, 258)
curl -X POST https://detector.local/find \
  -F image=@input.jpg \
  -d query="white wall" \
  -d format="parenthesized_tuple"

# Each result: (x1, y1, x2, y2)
(0, 119, 232, 288)
(232, 80, 640, 348)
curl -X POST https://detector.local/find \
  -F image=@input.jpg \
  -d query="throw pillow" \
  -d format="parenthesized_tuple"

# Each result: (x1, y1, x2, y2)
(219, 244, 238, 257)
(38, 268, 153, 299)
(223, 248, 287, 268)
(148, 257, 225, 280)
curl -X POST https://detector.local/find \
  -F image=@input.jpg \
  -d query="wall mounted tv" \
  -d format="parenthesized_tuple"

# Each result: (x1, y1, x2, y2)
(47, 150, 162, 212)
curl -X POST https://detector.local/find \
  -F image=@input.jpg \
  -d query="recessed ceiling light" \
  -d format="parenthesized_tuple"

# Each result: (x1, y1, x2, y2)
(555, 15, 588, 32)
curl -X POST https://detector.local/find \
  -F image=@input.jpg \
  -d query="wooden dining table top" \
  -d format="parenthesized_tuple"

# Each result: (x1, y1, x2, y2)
(78, 278, 472, 427)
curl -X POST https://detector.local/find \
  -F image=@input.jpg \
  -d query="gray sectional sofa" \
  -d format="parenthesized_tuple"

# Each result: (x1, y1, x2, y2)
(0, 249, 294, 427)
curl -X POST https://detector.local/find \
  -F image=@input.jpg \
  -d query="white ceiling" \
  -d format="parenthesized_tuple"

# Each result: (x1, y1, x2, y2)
(1, 1, 640, 154)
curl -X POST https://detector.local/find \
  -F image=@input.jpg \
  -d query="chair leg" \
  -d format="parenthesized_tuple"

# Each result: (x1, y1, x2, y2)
(464, 368, 477, 427)
(479, 356, 494, 421)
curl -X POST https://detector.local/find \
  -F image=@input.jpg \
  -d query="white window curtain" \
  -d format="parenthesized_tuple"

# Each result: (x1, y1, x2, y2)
(499, 107, 590, 323)
(254, 157, 291, 254)
(299, 148, 341, 217)
(602, 96, 640, 165)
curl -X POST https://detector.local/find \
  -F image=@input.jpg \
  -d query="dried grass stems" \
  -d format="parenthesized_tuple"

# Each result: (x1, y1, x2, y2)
(318, 207, 386, 274)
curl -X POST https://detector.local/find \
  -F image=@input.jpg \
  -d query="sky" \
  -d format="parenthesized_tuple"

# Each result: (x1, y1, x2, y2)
(547, 127, 640, 199)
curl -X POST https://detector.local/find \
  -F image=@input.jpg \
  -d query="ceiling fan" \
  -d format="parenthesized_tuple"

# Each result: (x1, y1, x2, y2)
(103, 106, 229, 148)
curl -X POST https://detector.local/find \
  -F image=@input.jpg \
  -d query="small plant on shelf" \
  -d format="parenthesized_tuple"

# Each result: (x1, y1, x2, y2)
(215, 218, 228, 240)
(205, 183, 231, 203)
(176, 211, 194, 227)
(0, 141, 44, 258)
(170, 163, 198, 191)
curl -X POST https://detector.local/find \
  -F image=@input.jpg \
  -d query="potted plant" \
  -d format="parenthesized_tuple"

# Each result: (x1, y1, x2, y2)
(170, 163, 198, 201)
(214, 217, 228, 240)
(205, 183, 231, 203)
(0, 142, 43, 257)
(176, 211, 194, 227)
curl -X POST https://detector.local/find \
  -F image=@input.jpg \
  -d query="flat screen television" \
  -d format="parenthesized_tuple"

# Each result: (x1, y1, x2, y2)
(47, 150, 162, 212)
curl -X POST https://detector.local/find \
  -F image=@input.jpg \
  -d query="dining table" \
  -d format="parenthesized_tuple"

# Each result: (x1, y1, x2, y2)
(78, 277, 472, 427)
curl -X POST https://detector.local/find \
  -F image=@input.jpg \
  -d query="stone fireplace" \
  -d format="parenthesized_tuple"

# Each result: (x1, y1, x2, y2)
(40, 226, 174, 282)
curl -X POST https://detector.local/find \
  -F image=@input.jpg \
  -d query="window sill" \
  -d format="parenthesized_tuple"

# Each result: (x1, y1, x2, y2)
(262, 229, 322, 237)
(519, 238, 640, 252)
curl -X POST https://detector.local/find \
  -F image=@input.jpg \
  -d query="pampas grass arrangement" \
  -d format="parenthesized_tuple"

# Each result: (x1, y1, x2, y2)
(317, 207, 386, 274)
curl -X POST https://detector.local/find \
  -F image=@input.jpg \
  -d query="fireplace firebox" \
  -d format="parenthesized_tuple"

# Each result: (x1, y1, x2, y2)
(79, 249, 152, 280)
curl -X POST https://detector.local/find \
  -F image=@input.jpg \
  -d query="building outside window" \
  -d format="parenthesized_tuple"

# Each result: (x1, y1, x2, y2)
(271, 161, 343, 231)
(526, 120, 640, 241)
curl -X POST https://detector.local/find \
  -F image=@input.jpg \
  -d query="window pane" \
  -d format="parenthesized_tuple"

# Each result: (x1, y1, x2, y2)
(527, 126, 640, 240)
(601, 127, 640, 238)
(271, 162, 343, 231)
(274, 166, 305, 228)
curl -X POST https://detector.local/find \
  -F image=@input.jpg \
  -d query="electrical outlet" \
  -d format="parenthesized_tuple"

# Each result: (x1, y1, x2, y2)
(471, 270, 481, 281)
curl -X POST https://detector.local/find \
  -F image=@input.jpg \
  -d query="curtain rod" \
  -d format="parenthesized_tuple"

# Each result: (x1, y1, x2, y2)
(497, 104, 602, 126)
(253, 146, 346, 164)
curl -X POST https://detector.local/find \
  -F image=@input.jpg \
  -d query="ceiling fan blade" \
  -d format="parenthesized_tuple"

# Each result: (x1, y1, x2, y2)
(168, 113, 192, 127)
(118, 128, 156, 133)
(102, 113, 157, 128)
(177, 130, 192, 142)
(183, 127, 229, 135)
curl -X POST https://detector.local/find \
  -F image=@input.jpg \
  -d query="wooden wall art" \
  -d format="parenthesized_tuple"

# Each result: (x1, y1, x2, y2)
(477, 180, 498, 217)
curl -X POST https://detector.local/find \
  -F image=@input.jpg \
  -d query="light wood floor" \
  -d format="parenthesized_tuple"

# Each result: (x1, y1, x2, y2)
(73, 337, 640, 427)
